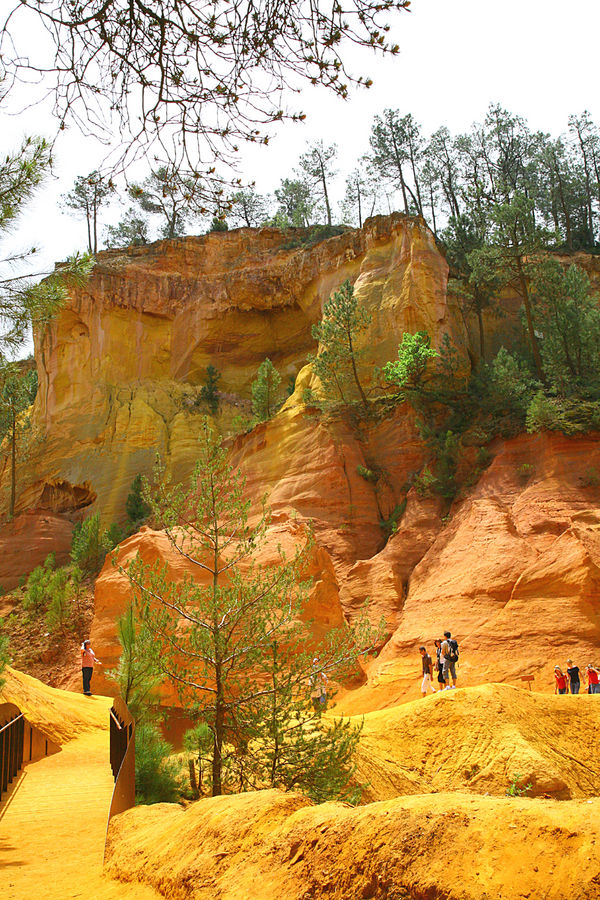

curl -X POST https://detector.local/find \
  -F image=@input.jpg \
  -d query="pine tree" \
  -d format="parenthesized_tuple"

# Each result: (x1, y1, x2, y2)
(0, 363, 38, 518)
(251, 358, 281, 422)
(123, 419, 378, 796)
(309, 279, 371, 413)
(0, 634, 9, 690)
(126, 474, 151, 529)
(63, 171, 114, 253)
(108, 604, 161, 720)
(199, 364, 221, 415)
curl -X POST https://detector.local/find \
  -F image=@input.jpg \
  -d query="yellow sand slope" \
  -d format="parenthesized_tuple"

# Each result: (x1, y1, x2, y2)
(106, 789, 600, 900)
(353, 683, 600, 801)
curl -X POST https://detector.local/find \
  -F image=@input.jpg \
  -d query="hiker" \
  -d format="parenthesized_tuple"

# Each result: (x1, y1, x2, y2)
(566, 659, 581, 695)
(309, 659, 328, 713)
(554, 666, 568, 695)
(586, 664, 600, 694)
(441, 631, 459, 688)
(419, 646, 435, 696)
(81, 639, 102, 696)
(434, 638, 446, 690)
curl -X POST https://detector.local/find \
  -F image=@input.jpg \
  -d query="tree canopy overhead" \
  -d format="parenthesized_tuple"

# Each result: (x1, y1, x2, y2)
(1, 0, 410, 169)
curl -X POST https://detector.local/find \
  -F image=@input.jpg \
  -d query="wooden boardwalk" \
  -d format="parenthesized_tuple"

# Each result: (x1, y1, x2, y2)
(0, 721, 159, 899)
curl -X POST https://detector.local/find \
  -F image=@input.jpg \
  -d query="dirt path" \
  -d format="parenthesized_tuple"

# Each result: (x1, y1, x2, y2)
(0, 724, 159, 899)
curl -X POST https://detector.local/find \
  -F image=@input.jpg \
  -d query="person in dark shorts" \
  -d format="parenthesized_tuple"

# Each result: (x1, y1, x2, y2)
(434, 639, 446, 690)
(566, 659, 580, 694)
(554, 666, 568, 695)
(81, 639, 102, 695)
(441, 631, 458, 688)
(419, 646, 435, 696)
(586, 664, 600, 694)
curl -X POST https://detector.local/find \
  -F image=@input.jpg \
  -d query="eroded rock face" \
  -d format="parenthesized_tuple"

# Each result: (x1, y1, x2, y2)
(3, 214, 456, 530)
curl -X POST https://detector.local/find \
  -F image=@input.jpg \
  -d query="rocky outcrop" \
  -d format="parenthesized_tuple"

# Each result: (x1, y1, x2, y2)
(2, 214, 458, 531)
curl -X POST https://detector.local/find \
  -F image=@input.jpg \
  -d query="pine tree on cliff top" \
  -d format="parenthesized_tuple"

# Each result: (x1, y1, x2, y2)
(122, 418, 378, 797)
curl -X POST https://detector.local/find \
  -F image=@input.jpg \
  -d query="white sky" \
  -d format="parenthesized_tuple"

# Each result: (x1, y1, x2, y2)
(1, 0, 599, 280)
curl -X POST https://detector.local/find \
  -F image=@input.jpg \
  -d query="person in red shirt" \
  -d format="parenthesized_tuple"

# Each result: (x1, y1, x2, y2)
(554, 666, 568, 695)
(586, 664, 600, 695)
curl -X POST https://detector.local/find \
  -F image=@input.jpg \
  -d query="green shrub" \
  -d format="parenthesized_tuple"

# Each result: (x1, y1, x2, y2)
(413, 466, 437, 498)
(45, 568, 71, 631)
(22, 554, 56, 612)
(379, 500, 407, 538)
(506, 772, 532, 797)
(517, 463, 534, 483)
(126, 474, 151, 529)
(71, 513, 122, 575)
(199, 364, 221, 415)
(357, 464, 379, 484)
(0, 634, 9, 689)
(581, 467, 600, 488)
(526, 392, 565, 433)
(135, 723, 183, 805)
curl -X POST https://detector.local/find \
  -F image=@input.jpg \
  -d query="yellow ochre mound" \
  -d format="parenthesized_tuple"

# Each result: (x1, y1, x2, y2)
(105, 788, 600, 900)
(0, 664, 110, 744)
(352, 682, 600, 801)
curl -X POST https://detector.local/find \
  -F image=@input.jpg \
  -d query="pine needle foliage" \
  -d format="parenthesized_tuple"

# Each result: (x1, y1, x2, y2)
(251, 358, 281, 422)
(124, 418, 380, 798)
(309, 279, 371, 413)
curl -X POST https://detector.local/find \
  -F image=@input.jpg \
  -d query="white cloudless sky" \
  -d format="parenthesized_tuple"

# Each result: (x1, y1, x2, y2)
(1, 0, 599, 277)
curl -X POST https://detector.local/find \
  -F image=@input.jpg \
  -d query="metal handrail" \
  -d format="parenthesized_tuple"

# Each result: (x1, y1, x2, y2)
(0, 714, 23, 735)
(104, 698, 135, 865)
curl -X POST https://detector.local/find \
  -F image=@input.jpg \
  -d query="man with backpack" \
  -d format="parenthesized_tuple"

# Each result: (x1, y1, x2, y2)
(441, 630, 459, 688)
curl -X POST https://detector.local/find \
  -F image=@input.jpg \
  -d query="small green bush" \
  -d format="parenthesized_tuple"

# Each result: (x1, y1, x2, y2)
(506, 772, 532, 797)
(357, 464, 379, 484)
(135, 723, 183, 805)
(413, 466, 437, 498)
(379, 499, 407, 538)
(71, 513, 122, 575)
(581, 467, 600, 488)
(126, 474, 151, 529)
(23, 554, 56, 612)
(517, 463, 534, 483)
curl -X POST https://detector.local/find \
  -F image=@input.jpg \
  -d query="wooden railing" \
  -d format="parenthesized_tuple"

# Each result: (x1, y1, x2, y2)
(0, 703, 24, 802)
(0, 702, 58, 804)
(104, 696, 135, 860)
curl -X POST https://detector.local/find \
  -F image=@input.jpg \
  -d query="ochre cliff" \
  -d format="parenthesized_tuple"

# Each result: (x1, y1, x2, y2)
(4, 214, 600, 707)
(2, 214, 458, 527)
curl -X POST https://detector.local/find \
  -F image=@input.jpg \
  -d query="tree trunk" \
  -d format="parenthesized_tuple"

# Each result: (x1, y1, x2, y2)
(514, 251, 546, 385)
(357, 182, 362, 228)
(10, 409, 16, 519)
(320, 160, 332, 226)
(476, 296, 486, 364)
(347, 330, 369, 413)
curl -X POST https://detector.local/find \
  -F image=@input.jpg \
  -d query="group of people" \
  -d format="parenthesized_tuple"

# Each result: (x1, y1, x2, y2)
(419, 631, 459, 696)
(554, 661, 600, 694)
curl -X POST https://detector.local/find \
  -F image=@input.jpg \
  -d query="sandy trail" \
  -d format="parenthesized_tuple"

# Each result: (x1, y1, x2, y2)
(0, 703, 158, 900)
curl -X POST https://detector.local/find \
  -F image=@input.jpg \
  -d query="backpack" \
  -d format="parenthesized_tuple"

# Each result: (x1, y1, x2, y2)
(445, 639, 459, 664)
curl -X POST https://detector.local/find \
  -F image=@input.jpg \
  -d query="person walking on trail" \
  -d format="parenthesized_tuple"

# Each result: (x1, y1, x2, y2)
(586, 664, 600, 694)
(554, 666, 568, 695)
(419, 646, 435, 696)
(441, 631, 459, 689)
(309, 659, 328, 713)
(81, 639, 102, 696)
(566, 659, 581, 695)
(434, 638, 446, 690)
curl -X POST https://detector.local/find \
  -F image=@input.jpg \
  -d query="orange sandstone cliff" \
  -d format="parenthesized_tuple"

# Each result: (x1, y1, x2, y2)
(2, 215, 600, 706)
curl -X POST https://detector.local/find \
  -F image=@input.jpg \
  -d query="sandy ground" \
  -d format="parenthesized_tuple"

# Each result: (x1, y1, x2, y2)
(0, 671, 159, 900)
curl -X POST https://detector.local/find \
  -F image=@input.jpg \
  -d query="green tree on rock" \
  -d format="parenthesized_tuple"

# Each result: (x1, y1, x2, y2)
(309, 279, 371, 413)
(199, 364, 221, 415)
(126, 474, 151, 530)
(63, 171, 115, 253)
(251, 358, 281, 422)
(123, 420, 377, 798)
(0, 363, 38, 518)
